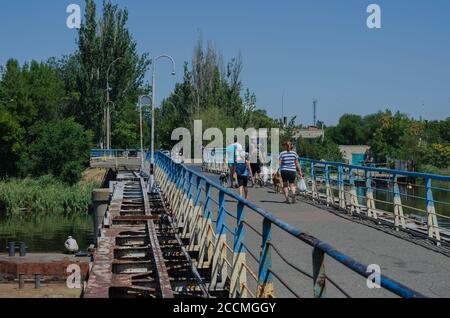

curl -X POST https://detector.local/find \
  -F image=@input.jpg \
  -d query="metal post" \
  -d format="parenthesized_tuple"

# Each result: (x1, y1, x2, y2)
(19, 242, 26, 257)
(19, 274, 25, 289)
(139, 102, 144, 170)
(231, 201, 247, 298)
(349, 169, 360, 214)
(35, 274, 41, 289)
(311, 162, 318, 199)
(426, 177, 441, 243)
(393, 174, 406, 230)
(338, 165, 346, 209)
(92, 189, 110, 246)
(312, 247, 326, 298)
(8, 242, 15, 257)
(138, 95, 151, 173)
(366, 171, 377, 219)
(106, 57, 122, 150)
(257, 218, 274, 298)
(149, 55, 176, 193)
(325, 165, 333, 205)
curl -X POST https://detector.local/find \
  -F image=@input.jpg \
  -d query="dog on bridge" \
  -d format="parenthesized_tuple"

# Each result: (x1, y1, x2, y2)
(219, 171, 230, 188)
(272, 171, 283, 193)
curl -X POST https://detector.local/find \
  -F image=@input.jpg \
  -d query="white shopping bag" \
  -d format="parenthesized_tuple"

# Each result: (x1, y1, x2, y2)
(297, 178, 307, 192)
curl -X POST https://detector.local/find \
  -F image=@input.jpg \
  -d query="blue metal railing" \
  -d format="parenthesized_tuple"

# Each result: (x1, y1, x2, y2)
(90, 149, 147, 159)
(154, 151, 426, 298)
(299, 158, 450, 243)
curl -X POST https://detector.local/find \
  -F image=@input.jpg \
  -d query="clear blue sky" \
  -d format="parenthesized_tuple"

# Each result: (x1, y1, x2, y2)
(1, 0, 449, 125)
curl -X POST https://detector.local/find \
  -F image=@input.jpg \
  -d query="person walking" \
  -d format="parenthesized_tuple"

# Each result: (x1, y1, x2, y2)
(225, 136, 244, 188)
(236, 152, 253, 200)
(279, 141, 302, 204)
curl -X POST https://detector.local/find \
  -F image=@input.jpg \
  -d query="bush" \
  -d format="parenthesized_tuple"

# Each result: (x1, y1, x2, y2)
(0, 176, 100, 219)
(19, 118, 93, 184)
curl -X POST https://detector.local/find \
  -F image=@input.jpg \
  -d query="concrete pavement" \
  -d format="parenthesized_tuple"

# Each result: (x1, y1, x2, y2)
(188, 165, 450, 298)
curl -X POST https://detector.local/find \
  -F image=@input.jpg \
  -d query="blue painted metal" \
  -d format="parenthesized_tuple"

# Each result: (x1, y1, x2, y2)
(234, 202, 246, 254)
(366, 171, 373, 195)
(194, 175, 202, 208)
(338, 165, 344, 187)
(154, 151, 427, 298)
(300, 157, 450, 182)
(258, 218, 273, 293)
(426, 178, 434, 209)
(324, 165, 330, 185)
(312, 247, 326, 298)
(216, 191, 226, 236)
(90, 149, 146, 159)
(204, 183, 213, 221)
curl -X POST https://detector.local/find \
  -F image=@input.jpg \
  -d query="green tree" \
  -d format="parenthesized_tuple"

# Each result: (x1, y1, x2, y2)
(297, 137, 344, 162)
(76, 0, 150, 146)
(0, 109, 24, 176)
(329, 114, 365, 145)
(19, 118, 93, 184)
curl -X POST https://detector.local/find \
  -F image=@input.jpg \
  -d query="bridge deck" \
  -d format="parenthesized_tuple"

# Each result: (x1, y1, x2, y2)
(189, 165, 450, 298)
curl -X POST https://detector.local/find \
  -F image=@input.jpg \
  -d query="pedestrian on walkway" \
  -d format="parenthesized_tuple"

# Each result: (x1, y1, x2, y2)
(225, 136, 244, 188)
(236, 152, 253, 200)
(279, 141, 302, 204)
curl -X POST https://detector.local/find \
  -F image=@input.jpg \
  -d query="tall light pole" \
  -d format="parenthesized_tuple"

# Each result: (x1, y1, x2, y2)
(149, 55, 176, 193)
(138, 95, 152, 171)
(106, 57, 122, 151)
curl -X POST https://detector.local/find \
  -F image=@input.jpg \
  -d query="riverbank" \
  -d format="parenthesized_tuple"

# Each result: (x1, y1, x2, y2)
(0, 176, 101, 219)
(0, 214, 93, 252)
(0, 169, 108, 252)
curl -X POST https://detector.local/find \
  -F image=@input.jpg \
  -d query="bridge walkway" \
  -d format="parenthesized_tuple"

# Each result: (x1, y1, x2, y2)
(188, 165, 450, 298)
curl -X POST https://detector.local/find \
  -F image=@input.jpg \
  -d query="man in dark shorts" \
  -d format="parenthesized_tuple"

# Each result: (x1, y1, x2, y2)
(236, 153, 253, 200)
(279, 141, 302, 204)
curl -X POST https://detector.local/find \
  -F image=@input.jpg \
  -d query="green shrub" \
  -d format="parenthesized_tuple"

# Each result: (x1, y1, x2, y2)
(0, 176, 100, 219)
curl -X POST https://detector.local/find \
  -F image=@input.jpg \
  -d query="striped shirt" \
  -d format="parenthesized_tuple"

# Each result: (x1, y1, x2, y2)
(279, 151, 299, 172)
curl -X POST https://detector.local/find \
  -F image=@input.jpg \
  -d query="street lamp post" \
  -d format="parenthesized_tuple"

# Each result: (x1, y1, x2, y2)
(106, 57, 122, 151)
(138, 95, 152, 171)
(149, 55, 176, 193)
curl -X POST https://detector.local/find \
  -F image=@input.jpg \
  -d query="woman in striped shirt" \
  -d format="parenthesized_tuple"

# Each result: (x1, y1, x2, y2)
(279, 141, 302, 204)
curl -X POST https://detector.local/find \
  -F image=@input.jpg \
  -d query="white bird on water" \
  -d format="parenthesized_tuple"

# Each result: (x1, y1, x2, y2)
(65, 236, 79, 253)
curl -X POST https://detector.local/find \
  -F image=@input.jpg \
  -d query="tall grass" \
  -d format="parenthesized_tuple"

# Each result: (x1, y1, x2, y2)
(0, 175, 100, 219)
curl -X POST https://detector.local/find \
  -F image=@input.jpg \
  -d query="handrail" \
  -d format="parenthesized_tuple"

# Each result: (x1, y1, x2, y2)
(154, 151, 426, 298)
(299, 157, 449, 246)
(299, 157, 450, 182)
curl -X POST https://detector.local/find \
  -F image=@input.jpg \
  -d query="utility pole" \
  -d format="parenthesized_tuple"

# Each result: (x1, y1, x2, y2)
(106, 57, 122, 151)
(282, 90, 286, 128)
(313, 99, 318, 127)
(149, 55, 176, 193)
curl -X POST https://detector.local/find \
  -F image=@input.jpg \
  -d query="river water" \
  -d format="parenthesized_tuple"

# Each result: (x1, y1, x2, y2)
(0, 215, 93, 253)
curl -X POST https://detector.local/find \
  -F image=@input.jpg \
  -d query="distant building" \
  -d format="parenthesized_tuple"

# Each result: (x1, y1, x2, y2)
(292, 126, 325, 139)
(339, 145, 370, 166)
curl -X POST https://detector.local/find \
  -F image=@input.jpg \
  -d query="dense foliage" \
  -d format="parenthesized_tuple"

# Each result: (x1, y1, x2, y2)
(156, 38, 276, 151)
(0, 175, 100, 219)
(326, 111, 450, 171)
(0, 0, 448, 190)
(0, 0, 149, 184)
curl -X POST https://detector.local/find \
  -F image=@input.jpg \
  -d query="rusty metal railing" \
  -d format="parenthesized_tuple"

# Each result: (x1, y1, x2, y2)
(151, 151, 426, 298)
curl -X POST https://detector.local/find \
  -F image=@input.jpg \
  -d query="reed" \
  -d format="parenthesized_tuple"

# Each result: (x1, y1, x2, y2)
(0, 175, 100, 219)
